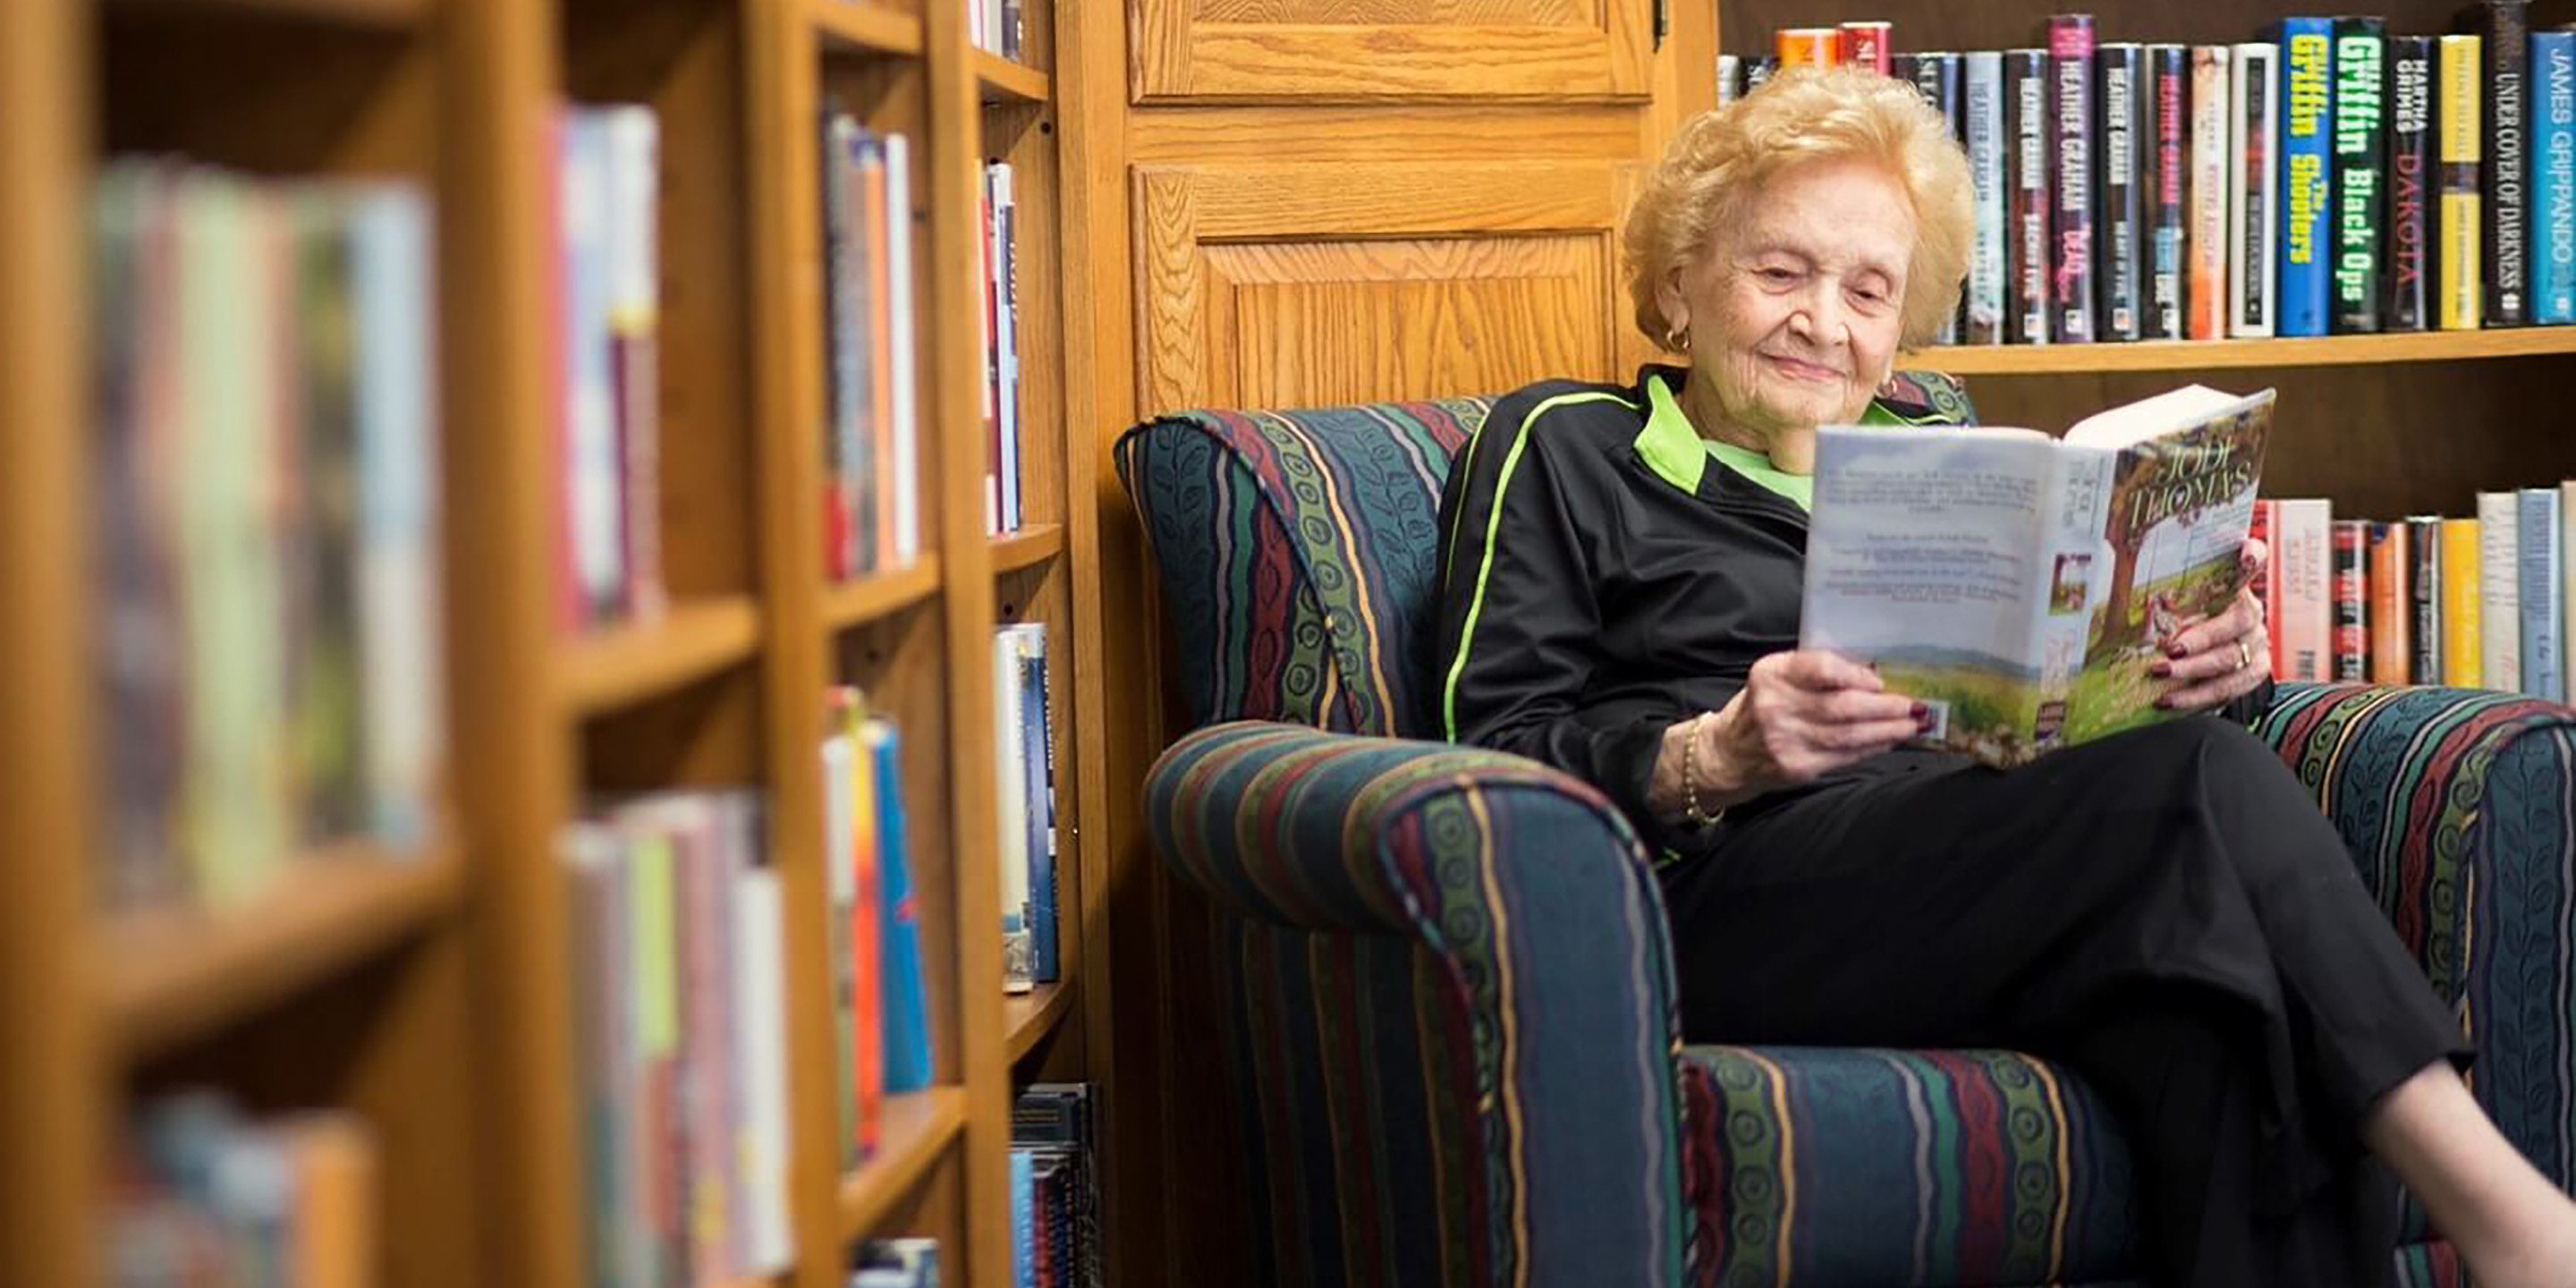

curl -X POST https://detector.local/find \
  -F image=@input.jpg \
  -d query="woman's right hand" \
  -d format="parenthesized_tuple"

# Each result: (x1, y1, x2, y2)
(1693, 650, 1925, 806)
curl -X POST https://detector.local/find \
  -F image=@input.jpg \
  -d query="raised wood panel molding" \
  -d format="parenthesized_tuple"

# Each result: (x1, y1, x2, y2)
(1133, 162, 1639, 411)
(1130, 0, 1654, 104)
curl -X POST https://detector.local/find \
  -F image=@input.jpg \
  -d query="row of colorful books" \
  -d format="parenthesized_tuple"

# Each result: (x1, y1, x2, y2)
(1723, 7, 2571, 343)
(107, 1095, 376, 1287)
(968, 0, 1025, 63)
(823, 688, 937, 1172)
(2255, 488, 2571, 698)
(555, 105, 666, 630)
(821, 114, 925, 580)
(854, 1238, 945, 1288)
(560, 791, 797, 1285)
(982, 160, 1032, 535)
(1010, 1084, 1102, 1288)
(90, 161, 445, 912)
(993, 623, 1060, 993)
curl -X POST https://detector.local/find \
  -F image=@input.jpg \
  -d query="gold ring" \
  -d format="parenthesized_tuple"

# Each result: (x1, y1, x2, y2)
(2236, 640, 2252, 670)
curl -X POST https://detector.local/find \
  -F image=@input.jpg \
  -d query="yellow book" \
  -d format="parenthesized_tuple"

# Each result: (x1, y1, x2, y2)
(2438, 35, 2482, 330)
(2442, 517, 2483, 687)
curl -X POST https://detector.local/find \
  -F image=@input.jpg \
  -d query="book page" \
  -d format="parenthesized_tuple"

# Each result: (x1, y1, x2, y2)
(1802, 426, 2059, 758)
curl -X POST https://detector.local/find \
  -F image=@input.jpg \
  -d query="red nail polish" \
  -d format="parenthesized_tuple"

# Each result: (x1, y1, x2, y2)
(2149, 661, 2172, 678)
(2165, 642, 2190, 659)
(1910, 702, 1928, 719)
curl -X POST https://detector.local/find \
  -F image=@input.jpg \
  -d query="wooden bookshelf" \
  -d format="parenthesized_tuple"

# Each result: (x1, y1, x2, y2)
(1004, 979, 1077, 1063)
(1916, 329, 2576, 375)
(1, 0, 1100, 1284)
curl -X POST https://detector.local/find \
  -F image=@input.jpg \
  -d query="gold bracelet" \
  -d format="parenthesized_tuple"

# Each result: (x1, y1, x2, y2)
(1680, 713, 1724, 829)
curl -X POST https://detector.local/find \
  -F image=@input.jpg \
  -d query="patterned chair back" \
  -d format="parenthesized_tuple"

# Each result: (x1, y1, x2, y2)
(1114, 398, 1491, 737)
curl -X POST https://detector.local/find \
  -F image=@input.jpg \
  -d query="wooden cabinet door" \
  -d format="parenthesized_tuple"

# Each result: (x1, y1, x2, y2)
(1132, 159, 1648, 411)
(1131, 0, 1659, 103)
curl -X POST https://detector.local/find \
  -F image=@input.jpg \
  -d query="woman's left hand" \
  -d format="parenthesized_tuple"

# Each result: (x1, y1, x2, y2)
(2154, 538, 2273, 714)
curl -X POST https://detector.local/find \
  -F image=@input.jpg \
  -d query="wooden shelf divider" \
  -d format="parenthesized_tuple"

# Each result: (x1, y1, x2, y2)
(836, 1087, 973, 1241)
(107, 0, 434, 29)
(95, 841, 468, 1060)
(1915, 328, 2576, 375)
(975, 52, 1051, 105)
(555, 596, 763, 716)
(1004, 978, 1076, 1065)
(809, 0, 925, 57)
(989, 522, 1064, 575)
(823, 556, 945, 632)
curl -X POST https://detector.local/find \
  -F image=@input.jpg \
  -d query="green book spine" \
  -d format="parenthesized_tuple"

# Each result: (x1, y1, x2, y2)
(2332, 17, 2388, 331)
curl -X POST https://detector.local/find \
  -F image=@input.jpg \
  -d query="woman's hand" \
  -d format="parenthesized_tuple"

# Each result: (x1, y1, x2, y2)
(2154, 537, 2273, 714)
(1653, 651, 1923, 821)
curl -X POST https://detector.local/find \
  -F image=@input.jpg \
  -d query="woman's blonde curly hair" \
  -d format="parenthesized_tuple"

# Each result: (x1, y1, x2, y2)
(1624, 64, 1975, 352)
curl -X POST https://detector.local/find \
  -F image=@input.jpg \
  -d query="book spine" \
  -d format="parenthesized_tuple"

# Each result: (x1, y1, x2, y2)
(1841, 21, 1892, 74)
(2410, 514, 2445, 682)
(2441, 35, 2486, 329)
(883, 133, 919, 567)
(2097, 44, 2146, 340)
(866, 722, 935, 1095)
(2278, 499, 2333, 682)
(2050, 14, 2099, 342)
(2250, 499, 2280, 673)
(2332, 520, 2370, 680)
(2234, 44, 2282, 336)
(2520, 487, 2563, 699)
(2564, 482, 2576, 698)
(2008, 49, 2054, 343)
(1911, 53, 1964, 343)
(1745, 56, 1778, 94)
(2443, 516, 2485, 686)
(2190, 47, 2233, 339)
(1891, 52, 1919, 92)
(2479, 0, 2533, 325)
(1965, 52, 2008, 344)
(2367, 521, 2411, 684)
(2331, 18, 2387, 333)
(2533, 30, 2576, 323)
(2387, 37, 2436, 330)
(1716, 54, 1743, 108)
(2146, 45, 2188, 340)
(1776, 28, 1841, 67)
(2279, 18, 2335, 337)
(2479, 490, 2523, 690)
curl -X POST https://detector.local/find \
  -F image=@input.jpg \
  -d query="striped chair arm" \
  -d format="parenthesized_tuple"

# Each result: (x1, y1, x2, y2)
(1143, 720, 1693, 1286)
(2253, 681, 2576, 1185)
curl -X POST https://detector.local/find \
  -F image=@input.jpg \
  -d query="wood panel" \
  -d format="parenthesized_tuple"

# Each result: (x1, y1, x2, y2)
(1132, 161, 1639, 412)
(1132, 0, 1655, 103)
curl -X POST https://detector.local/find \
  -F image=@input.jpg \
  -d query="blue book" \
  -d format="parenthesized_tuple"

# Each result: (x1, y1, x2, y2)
(2277, 17, 2336, 335)
(866, 720, 935, 1094)
(2534, 30, 2576, 323)
(1011, 1148, 1036, 1288)
(2520, 487, 2563, 699)
(1016, 627, 1058, 984)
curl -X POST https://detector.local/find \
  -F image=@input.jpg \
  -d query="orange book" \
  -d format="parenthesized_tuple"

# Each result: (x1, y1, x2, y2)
(280, 1114, 376, 1288)
(1777, 27, 1843, 67)
(2442, 518, 2483, 687)
(2367, 521, 2411, 684)
(844, 698, 886, 1155)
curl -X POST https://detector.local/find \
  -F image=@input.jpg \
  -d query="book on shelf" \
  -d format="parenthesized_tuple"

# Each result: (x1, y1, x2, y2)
(2389, 36, 2436, 330)
(992, 623, 1060, 992)
(2007, 47, 2054, 343)
(865, 718, 936, 1095)
(2518, 486, 2565, 701)
(2189, 45, 2233, 339)
(1778, 27, 1840, 67)
(2234, 42, 2282, 337)
(2410, 513, 2446, 683)
(561, 789, 794, 1286)
(854, 1237, 944, 1288)
(822, 689, 935, 1158)
(2147, 43, 2189, 340)
(2367, 520, 2413, 684)
(2467, 0, 2531, 326)
(2440, 34, 2485, 329)
(90, 161, 445, 913)
(111, 1096, 379, 1288)
(1963, 51, 2007, 344)
(2274, 498, 2334, 682)
(822, 115, 924, 580)
(2097, 42, 2147, 341)
(2331, 17, 2388, 334)
(2277, 17, 2336, 338)
(2535, 29, 2576, 324)
(2048, 14, 2100, 343)
(2333, 520, 2371, 680)
(982, 160, 1025, 536)
(2443, 516, 2484, 686)
(1716, 54, 1743, 106)
(556, 104, 666, 631)
(1843, 20, 1893, 75)
(1012, 1084, 1105, 1288)
(2480, 490, 2524, 691)
(1803, 385, 2276, 768)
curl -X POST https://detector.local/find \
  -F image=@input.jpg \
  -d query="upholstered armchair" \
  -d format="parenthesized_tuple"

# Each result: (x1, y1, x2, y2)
(1114, 383, 2576, 1288)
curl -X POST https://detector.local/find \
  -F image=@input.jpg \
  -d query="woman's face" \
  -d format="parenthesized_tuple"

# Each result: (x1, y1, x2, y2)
(1663, 157, 1915, 433)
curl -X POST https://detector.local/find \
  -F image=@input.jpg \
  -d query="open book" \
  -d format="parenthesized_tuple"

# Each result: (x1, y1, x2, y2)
(1801, 385, 2277, 768)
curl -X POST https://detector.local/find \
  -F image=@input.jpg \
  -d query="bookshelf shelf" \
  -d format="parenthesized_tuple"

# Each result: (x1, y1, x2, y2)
(108, 0, 432, 28)
(1004, 979, 1075, 1065)
(1916, 329, 2576, 376)
(990, 522, 1064, 575)
(975, 53, 1051, 106)
(809, 0, 924, 57)
(94, 841, 466, 1060)
(823, 557, 945, 632)
(555, 596, 762, 716)
(837, 1087, 971, 1242)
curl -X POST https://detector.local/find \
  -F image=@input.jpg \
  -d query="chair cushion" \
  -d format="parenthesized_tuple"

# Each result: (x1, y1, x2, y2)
(1676, 1046, 2141, 1287)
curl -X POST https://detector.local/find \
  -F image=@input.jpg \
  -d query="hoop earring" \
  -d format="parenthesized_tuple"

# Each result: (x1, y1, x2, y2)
(1665, 325, 1691, 353)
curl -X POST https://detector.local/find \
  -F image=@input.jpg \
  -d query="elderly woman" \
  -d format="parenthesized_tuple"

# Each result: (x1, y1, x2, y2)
(1431, 65, 2576, 1288)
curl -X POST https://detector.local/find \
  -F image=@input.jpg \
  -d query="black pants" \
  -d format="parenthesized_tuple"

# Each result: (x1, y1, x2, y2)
(1655, 717, 2471, 1288)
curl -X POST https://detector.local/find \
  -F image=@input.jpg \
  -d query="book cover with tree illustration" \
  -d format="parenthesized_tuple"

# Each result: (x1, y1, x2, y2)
(1801, 385, 2275, 767)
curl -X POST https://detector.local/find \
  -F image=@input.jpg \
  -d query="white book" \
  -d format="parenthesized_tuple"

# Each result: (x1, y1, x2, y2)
(990, 162, 1021, 532)
(2230, 43, 2281, 337)
(2275, 498, 2334, 682)
(2563, 480, 2576, 700)
(2520, 487, 2563, 702)
(350, 186, 444, 850)
(993, 631, 1033, 993)
(2188, 46, 2232, 339)
(730, 866, 795, 1275)
(2479, 490, 2522, 691)
(883, 133, 920, 568)
(561, 112, 627, 618)
(1964, 52, 2007, 344)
